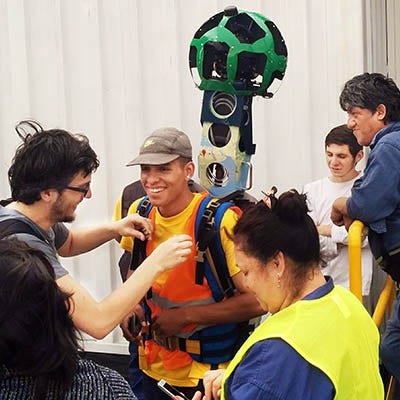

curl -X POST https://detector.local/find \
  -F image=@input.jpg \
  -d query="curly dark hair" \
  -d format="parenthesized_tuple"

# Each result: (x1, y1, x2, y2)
(339, 73, 400, 124)
(8, 120, 99, 204)
(0, 239, 81, 399)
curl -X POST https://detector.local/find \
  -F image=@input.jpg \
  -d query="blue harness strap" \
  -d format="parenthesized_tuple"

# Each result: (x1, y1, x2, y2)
(195, 196, 235, 301)
(129, 196, 153, 272)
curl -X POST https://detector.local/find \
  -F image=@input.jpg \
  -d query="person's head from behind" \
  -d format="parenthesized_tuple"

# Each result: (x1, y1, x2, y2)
(324, 124, 363, 182)
(127, 127, 195, 214)
(8, 120, 99, 222)
(340, 73, 400, 146)
(233, 190, 320, 314)
(0, 239, 79, 391)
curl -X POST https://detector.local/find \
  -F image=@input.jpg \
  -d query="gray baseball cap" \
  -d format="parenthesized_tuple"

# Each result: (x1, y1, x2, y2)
(127, 127, 192, 166)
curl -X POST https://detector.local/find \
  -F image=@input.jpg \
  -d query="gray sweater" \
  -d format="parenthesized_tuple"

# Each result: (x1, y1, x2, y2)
(0, 359, 137, 399)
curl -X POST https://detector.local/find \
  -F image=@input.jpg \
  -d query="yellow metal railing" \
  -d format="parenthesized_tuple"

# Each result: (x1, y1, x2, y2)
(372, 275, 395, 327)
(348, 220, 364, 302)
(348, 220, 396, 400)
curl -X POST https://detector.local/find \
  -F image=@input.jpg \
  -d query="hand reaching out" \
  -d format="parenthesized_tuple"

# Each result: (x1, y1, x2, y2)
(148, 234, 193, 273)
(113, 213, 153, 241)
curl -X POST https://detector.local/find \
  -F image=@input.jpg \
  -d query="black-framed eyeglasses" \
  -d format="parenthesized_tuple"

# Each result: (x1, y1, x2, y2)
(65, 185, 90, 196)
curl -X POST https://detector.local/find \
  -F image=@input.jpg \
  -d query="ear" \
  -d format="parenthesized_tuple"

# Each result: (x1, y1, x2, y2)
(375, 104, 387, 122)
(184, 161, 195, 180)
(272, 251, 286, 276)
(354, 149, 364, 164)
(40, 189, 58, 203)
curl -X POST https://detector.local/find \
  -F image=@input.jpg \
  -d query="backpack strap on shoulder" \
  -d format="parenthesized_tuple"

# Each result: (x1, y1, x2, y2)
(121, 182, 146, 218)
(194, 196, 219, 285)
(0, 198, 13, 207)
(195, 196, 236, 300)
(129, 196, 153, 271)
(0, 219, 41, 241)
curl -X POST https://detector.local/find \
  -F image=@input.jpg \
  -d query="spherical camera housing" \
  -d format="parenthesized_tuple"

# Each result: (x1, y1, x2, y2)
(189, 6, 288, 97)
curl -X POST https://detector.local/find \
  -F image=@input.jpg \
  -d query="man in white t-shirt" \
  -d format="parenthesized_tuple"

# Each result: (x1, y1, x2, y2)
(303, 125, 373, 295)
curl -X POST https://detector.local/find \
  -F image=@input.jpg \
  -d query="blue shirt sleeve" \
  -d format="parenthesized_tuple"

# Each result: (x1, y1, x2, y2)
(347, 141, 400, 233)
(226, 338, 335, 400)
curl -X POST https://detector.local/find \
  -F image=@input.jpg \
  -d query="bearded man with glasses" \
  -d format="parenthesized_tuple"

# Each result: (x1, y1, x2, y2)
(0, 120, 193, 347)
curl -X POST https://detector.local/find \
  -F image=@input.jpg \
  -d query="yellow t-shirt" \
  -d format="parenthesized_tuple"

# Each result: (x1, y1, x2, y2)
(120, 193, 240, 386)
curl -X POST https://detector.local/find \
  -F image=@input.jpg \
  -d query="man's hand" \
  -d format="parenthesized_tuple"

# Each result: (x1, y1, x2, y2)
(152, 308, 191, 337)
(120, 304, 146, 344)
(113, 214, 153, 241)
(147, 234, 193, 273)
(331, 197, 354, 230)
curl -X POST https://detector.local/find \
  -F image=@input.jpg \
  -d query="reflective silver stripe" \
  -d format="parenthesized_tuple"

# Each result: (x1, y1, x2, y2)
(150, 292, 216, 309)
(149, 292, 215, 337)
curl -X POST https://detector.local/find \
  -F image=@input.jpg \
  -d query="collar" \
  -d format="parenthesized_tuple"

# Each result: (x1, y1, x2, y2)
(370, 121, 400, 149)
(303, 276, 334, 300)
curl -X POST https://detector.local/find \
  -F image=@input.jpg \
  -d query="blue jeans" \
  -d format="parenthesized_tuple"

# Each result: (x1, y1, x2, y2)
(380, 289, 400, 380)
(128, 342, 144, 400)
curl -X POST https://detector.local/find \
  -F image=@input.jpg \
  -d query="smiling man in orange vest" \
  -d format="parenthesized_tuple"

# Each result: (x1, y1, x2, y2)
(119, 127, 263, 400)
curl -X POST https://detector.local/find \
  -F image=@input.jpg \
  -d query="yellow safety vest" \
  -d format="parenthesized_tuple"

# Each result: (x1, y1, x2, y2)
(221, 285, 383, 400)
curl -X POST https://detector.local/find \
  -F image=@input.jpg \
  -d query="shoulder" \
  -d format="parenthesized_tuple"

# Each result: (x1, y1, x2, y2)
(376, 131, 400, 153)
(229, 338, 334, 400)
(303, 177, 327, 192)
(75, 359, 136, 399)
(122, 181, 146, 217)
(219, 204, 241, 226)
(0, 367, 33, 400)
(51, 222, 70, 249)
(127, 197, 146, 215)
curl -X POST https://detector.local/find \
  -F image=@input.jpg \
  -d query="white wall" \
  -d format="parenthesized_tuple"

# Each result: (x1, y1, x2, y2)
(0, 0, 380, 353)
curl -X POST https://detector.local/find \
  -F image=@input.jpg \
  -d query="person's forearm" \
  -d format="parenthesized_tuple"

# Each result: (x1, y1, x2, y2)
(59, 255, 162, 339)
(182, 293, 264, 326)
(59, 214, 151, 256)
(317, 224, 332, 237)
(60, 234, 192, 339)
(64, 224, 119, 256)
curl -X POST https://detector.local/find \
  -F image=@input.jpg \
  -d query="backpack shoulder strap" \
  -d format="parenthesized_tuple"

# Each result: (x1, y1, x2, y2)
(195, 196, 236, 300)
(129, 196, 153, 271)
(0, 198, 13, 207)
(121, 181, 146, 218)
(0, 219, 42, 241)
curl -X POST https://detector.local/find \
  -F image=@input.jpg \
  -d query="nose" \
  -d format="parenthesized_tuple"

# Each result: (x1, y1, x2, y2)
(331, 156, 340, 166)
(347, 114, 355, 129)
(141, 170, 158, 184)
(85, 187, 92, 199)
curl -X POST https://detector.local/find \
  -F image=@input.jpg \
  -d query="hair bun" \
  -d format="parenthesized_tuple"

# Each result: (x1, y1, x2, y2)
(275, 189, 309, 223)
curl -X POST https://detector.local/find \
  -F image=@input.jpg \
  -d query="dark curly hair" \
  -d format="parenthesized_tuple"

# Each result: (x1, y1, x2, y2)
(8, 120, 99, 204)
(339, 73, 400, 124)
